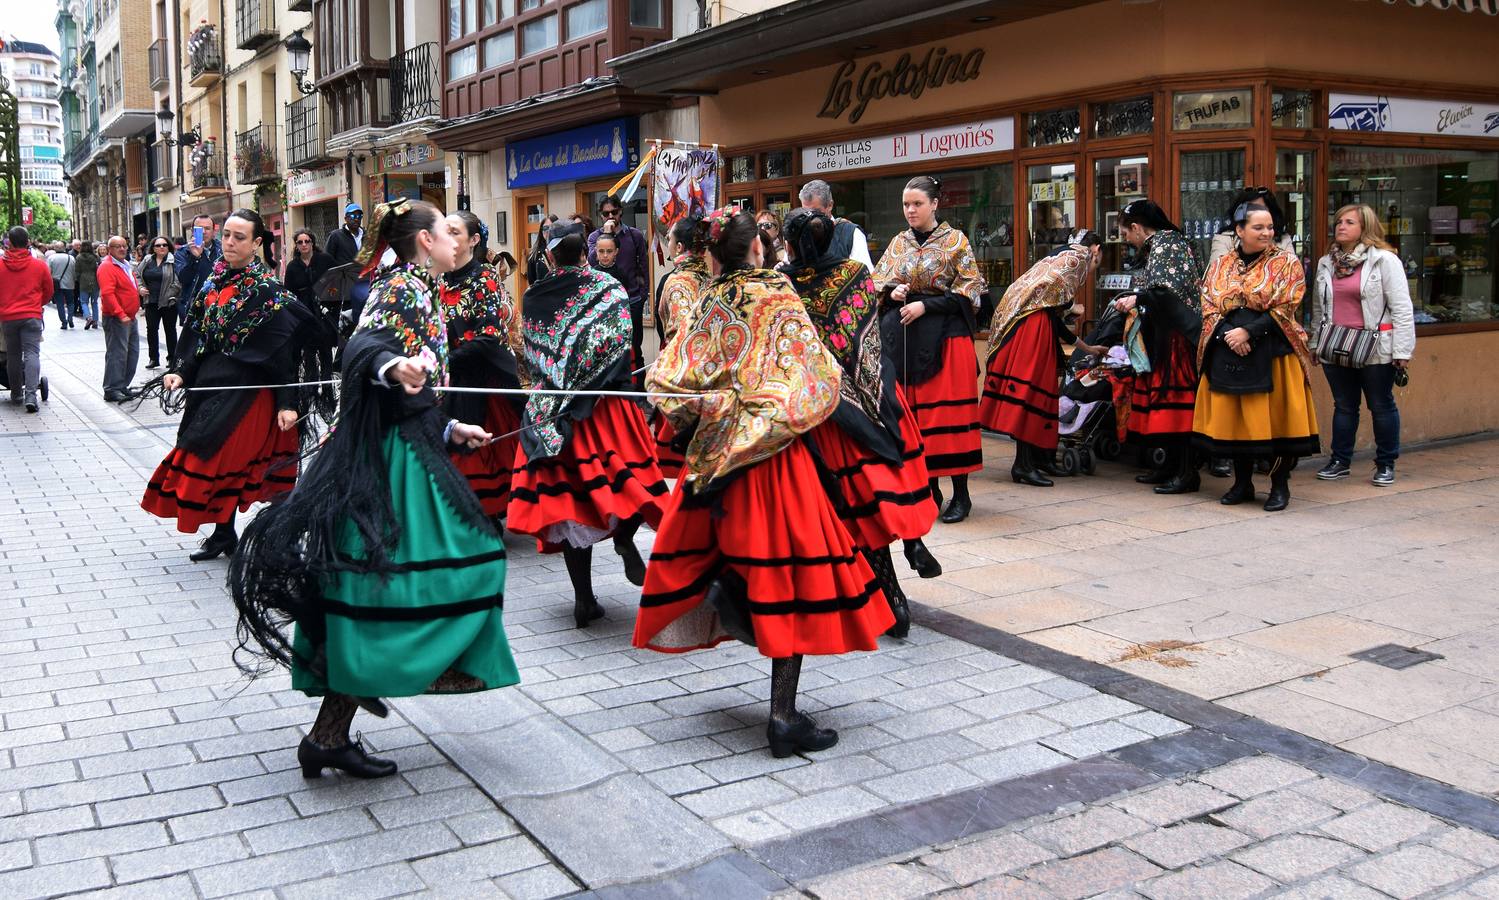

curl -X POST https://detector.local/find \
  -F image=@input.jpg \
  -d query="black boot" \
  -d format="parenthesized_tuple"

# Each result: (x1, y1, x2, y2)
(903, 539, 942, 579)
(563, 546, 605, 628)
(1209, 457, 1232, 478)
(767, 656, 837, 757)
(1136, 446, 1173, 484)
(1155, 443, 1200, 495)
(928, 478, 943, 514)
(1219, 459, 1256, 505)
(864, 547, 911, 639)
(189, 522, 238, 562)
(1035, 449, 1067, 478)
(613, 518, 646, 587)
(938, 475, 972, 523)
(297, 737, 398, 779)
(1011, 442, 1053, 488)
(1263, 456, 1293, 512)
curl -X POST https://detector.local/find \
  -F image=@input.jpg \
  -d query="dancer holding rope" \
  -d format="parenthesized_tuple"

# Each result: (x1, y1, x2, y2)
(505, 221, 668, 629)
(141, 209, 325, 562)
(650, 215, 711, 479)
(230, 199, 518, 780)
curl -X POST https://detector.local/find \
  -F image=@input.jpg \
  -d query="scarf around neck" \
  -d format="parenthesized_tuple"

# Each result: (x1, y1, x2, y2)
(790, 258, 883, 424)
(656, 252, 710, 344)
(1137, 230, 1202, 309)
(188, 257, 296, 358)
(440, 256, 513, 347)
(1330, 242, 1370, 279)
(355, 261, 449, 388)
(1198, 244, 1311, 378)
(986, 247, 1090, 360)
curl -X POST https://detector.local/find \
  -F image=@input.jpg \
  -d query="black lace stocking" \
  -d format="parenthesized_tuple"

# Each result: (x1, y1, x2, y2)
(928, 478, 943, 511)
(309, 693, 358, 749)
(770, 655, 803, 724)
(949, 473, 970, 504)
(864, 545, 907, 611)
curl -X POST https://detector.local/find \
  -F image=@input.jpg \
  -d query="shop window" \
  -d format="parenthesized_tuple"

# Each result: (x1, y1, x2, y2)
(1091, 96, 1153, 140)
(729, 194, 754, 211)
(762, 192, 792, 217)
(567, 0, 606, 38)
(448, 44, 478, 80)
(520, 13, 558, 55)
(1271, 88, 1317, 130)
(762, 151, 793, 181)
(1178, 148, 1246, 261)
(629, 0, 662, 28)
(1172, 89, 1252, 131)
(483, 30, 514, 68)
(1330, 146, 1498, 326)
(1025, 107, 1079, 147)
(1274, 148, 1316, 276)
(1027, 163, 1077, 266)
(1095, 155, 1150, 307)
(728, 155, 754, 184)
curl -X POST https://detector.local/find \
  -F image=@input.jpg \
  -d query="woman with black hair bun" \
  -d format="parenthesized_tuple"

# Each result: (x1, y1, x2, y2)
(1209, 187, 1295, 264)
(872, 175, 986, 525)
(505, 221, 668, 629)
(1112, 199, 1204, 493)
(143, 208, 324, 562)
(228, 199, 519, 781)
(636, 207, 895, 758)
(441, 210, 524, 520)
(650, 215, 711, 479)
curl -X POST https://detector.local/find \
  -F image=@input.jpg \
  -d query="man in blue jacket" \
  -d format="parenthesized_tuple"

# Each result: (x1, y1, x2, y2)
(174, 214, 222, 322)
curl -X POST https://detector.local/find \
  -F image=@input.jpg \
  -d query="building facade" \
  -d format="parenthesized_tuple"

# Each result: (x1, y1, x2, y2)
(0, 39, 70, 210)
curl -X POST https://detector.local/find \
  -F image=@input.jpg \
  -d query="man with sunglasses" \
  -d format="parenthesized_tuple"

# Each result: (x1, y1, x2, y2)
(324, 203, 365, 268)
(586, 195, 648, 386)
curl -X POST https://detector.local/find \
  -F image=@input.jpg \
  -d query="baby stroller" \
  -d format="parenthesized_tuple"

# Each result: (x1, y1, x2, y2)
(1056, 305, 1129, 475)
(0, 328, 49, 404)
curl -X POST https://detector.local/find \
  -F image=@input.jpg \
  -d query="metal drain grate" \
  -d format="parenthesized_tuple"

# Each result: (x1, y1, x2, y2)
(1350, 643, 1444, 670)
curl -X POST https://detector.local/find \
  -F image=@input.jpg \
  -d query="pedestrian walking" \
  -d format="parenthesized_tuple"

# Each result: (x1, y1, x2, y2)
(135, 237, 181, 369)
(174, 214, 222, 320)
(785, 207, 941, 639)
(141, 210, 322, 559)
(230, 198, 518, 781)
(872, 175, 986, 524)
(47, 242, 77, 329)
(0, 226, 53, 412)
(635, 207, 894, 758)
(283, 229, 336, 310)
(97, 236, 142, 403)
(506, 221, 668, 629)
(1192, 204, 1320, 512)
(440, 210, 524, 521)
(76, 242, 100, 329)
(324, 203, 364, 268)
(980, 231, 1104, 487)
(1311, 203, 1415, 487)
(586, 194, 649, 386)
(650, 216, 712, 479)
(1111, 200, 1204, 494)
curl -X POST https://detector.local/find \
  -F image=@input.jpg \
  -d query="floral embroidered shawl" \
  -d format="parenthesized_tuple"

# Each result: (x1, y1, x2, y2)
(790, 258, 884, 429)
(355, 262, 449, 389)
(1197, 244, 1311, 378)
(986, 247, 1090, 362)
(440, 257, 518, 352)
(183, 258, 297, 358)
(870, 221, 984, 305)
(1138, 229, 1202, 311)
(648, 268, 841, 493)
(519, 264, 631, 460)
(655, 253, 710, 345)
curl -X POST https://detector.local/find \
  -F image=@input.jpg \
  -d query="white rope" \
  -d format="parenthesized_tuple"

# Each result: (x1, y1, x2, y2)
(441, 385, 692, 399)
(183, 379, 339, 391)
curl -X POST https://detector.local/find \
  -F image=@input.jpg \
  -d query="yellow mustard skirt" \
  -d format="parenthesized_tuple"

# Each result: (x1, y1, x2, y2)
(1191, 354, 1320, 459)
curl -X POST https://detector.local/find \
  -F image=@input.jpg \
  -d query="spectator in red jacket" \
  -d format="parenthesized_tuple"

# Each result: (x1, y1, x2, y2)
(1, 226, 54, 412)
(98, 235, 142, 402)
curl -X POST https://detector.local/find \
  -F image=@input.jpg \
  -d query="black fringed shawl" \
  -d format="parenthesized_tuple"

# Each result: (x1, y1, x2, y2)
(439, 256, 522, 427)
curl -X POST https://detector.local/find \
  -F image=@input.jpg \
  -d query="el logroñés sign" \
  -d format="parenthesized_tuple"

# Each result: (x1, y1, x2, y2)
(802, 116, 1015, 175)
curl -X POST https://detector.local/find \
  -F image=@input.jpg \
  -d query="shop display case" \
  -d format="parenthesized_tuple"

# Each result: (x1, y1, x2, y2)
(1028, 163, 1077, 266)
(1094, 155, 1150, 308)
(1178, 148, 1246, 263)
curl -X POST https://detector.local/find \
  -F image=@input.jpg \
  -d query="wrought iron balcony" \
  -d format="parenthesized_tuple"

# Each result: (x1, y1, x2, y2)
(390, 42, 440, 125)
(286, 93, 332, 170)
(148, 38, 170, 90)
(234, 124, 279, 185)
(235, 0, 276, 51)
(188, 24, 222, 86)
(188, 145, 228, 193)
(288, 0, 309, 11)
(66, 129, 95, 173)
(152, 139, 177, 190)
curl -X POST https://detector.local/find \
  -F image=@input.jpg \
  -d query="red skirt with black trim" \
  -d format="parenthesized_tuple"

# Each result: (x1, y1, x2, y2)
(1128, 332, 1198, 439)
(654, 414, 685, 481)
(809, 385, 936, 549)
(979, 313, 1061, 450)
(141, 389, 299, 533)
(905, 335, 983, 477)
(634, 440, 894, 659)
(451, 395, 520, 517)
(506, 396, 668, 553)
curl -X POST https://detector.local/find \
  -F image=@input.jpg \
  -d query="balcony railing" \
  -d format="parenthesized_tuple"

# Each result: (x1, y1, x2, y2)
(66, 129, 94, 172)
(188, 24, 222, 85)
(152, 139, 176, 190)
(287, 0, 310, 11)
(390, 42, 440, 124)
(148, 38, 170, 90)
(286, 93, 331, 170)
(188, 145, 228, 193)
(235, 0, 276, 51)
(234, 124, 279, 185)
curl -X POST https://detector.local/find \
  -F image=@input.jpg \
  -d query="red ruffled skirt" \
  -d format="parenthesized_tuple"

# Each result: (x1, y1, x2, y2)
(809, 385, 936, 549)
(654, 414, 685, 480)
(634, 440, 894, 659)
(451, 396, 520, 517)
(979, 313, 1061, 450)
(904, 335, 983, 477)
(506, 397, 668, 553)
(1128, 332, 1198, 439)
(141, 389, 299, 533)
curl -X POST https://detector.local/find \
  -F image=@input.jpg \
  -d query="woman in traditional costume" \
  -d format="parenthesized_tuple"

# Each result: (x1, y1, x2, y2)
(872, 176, 985, 525)
(1193, 205, 1319, 511)
(783, 207, 940, 639)
(230, 199, 518, 780)
(440, 211, 524, 520)
(980, 231, 1103, 486)
(1111, 200, 1204, 494)
(144, 209, 322, 561)
(506, 222, 668, 628)
(650, 216, 711, 479)
(635, 208, 894, 758)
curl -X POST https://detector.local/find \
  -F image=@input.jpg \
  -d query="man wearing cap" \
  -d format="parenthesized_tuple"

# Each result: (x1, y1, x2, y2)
(325, 203, 365, 268)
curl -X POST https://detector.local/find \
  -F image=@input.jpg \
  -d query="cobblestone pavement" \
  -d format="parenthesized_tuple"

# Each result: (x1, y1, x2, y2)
(4, 325, 1499, 898)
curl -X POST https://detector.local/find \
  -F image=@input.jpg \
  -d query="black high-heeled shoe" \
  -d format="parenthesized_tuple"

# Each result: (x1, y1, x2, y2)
(767, 712, 838, 758)
(1263, 480, 1290, 512)
(1011, 466, 1053, 488)
(297, 737, 398, 779)
(573, 594, 605, 629)
(938, 494, 972, 524)
(885, 588, 911, 639)
(614, 536, 646, 587)
(1219, 481, 1256, 506)
(189, 530, 237, 562)
(903, 540, 942, 579)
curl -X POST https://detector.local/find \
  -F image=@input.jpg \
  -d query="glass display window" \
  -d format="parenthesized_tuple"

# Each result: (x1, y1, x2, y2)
(762, 150, 793, 181)
(1027, 162, 1077, 266)
(1025, 107, 1080, 147)
(1330, 146, 1498, 326)
(1094, 154, 1150, 307)
(1178, 148, 1246, 262)
(1271, 88, 1317, 130)
(728, 155, 754, 184)
(1274, 148, 1317, 271)
(1172, 89, 1253, 132)
(1091, 96, 1153, 140)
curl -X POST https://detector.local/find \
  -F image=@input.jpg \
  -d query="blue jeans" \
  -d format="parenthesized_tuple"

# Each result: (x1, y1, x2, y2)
(53, 286, 75, 325)
(1323, 362, 1400, 466)
(78, 290, 99, 322)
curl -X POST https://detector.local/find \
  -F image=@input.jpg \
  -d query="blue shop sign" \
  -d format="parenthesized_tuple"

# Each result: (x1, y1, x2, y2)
(506, 118, 639, 189)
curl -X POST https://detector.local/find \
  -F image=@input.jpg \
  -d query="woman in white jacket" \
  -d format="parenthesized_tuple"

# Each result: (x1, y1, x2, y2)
(1310, 204, 1414, 487)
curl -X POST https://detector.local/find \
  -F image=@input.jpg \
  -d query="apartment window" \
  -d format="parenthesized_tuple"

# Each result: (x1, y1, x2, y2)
(464, 0, 477, 34)
(629, 0, 661, 28)
(567, 0, 605, 38)
(520, 13, 557, 55)
(448, 0, 461, 39)
(483, 31, 514, 68)
(520, 0, 541, 10)
(448, 44, 478, 80)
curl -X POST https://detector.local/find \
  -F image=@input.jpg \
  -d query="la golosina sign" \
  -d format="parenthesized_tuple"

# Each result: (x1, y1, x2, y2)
(818, 46, 984, 125)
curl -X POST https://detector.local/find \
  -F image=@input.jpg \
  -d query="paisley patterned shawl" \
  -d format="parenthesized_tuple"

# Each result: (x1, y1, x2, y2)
(647, 268, 842, 493)
(183, 257, 297, 358)
(354, 262, 449, 390)
(985, 248, 1090, 361)
(439, 257, 516, 349)
(1197, 244, 1311, 378)
(870, 221, 984, 304)
(519, 264, 631, 459)
(790, 258, 884, 426)
(1140, 229, 1203, 310)
(656, 252, 711, 345)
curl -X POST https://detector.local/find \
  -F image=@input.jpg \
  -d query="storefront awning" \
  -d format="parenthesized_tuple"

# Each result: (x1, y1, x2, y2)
(606, 0, 1105, 95)
(428, 76, 671, 152)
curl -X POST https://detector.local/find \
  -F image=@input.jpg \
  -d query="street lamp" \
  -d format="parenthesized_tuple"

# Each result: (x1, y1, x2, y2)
(95, 158, 108, 178)
(286, 30, 316, 95)
(156, 104, 175, 144)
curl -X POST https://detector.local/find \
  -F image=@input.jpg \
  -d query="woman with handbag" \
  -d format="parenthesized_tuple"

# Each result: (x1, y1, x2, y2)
(135, 237, 181, 369)
(1310, 204, 1414, 487)
(1192, 205, 1319, 512)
